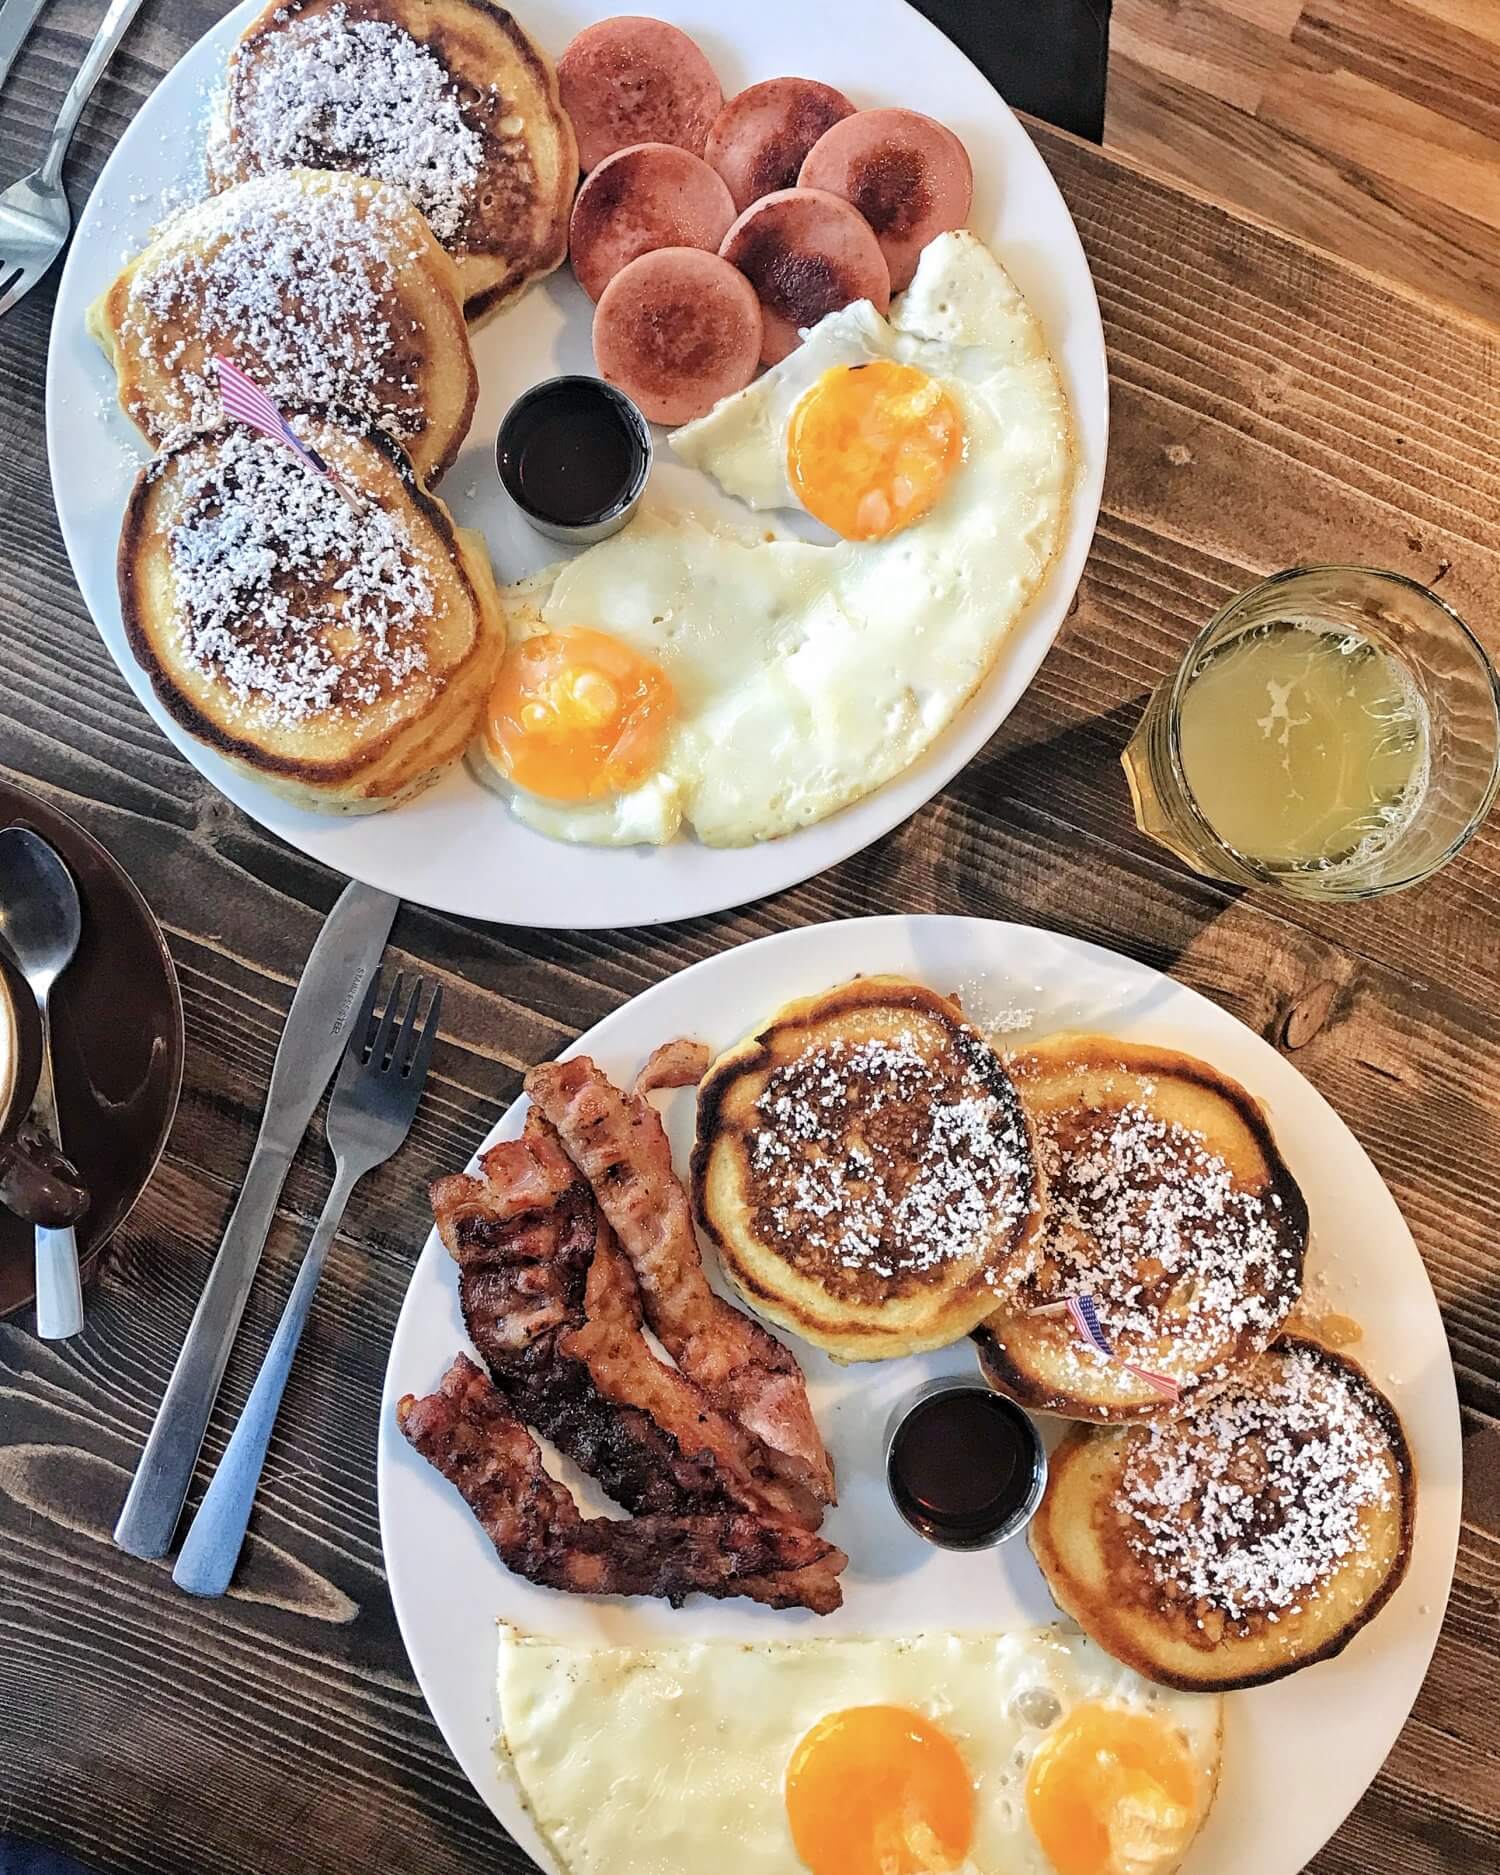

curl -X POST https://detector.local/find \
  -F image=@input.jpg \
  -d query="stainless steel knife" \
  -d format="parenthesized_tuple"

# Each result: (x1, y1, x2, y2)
(114, 880, 399, 1560)
(0, 0, 51, 99)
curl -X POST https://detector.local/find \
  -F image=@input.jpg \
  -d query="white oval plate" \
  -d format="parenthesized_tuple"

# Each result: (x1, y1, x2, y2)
(47, 0, 1107, 927)
(378, 914, 1460, 1875)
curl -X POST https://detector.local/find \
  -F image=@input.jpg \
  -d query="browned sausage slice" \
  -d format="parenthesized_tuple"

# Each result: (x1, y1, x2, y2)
(719, 187, 890, 365)
(558, 16, 724, 172)
(570, 143, 737, 301)
(798, 107, 972, 291)
(593, 247, 764, 426)
(704, 77, 856, 214)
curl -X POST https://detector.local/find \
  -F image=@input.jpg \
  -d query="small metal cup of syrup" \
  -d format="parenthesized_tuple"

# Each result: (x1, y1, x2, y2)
(497, 375, 652, 544)
(885, 1377, 1047, 1551)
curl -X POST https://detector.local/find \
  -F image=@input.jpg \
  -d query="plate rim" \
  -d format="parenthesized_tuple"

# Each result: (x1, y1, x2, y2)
(45, 0, 1109, 928)
(376, 911, 1462, 1875)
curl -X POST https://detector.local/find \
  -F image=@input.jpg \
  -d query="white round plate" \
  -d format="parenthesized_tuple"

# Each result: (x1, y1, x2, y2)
(379, 914, 1460, 1875)
(47, 0, 1107, 927)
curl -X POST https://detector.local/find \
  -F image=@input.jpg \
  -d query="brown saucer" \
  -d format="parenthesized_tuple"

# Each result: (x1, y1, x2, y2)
(0, 779, 184, 1319)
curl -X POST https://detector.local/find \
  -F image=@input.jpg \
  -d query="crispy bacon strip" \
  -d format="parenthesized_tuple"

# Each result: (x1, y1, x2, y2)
(526, 1104, 823, 1526)
(398, 1355, 843, 1612)
(449, 1117, 821, 1528)
(564, 1217, 825, 1530)
(525, 1057, 836, 1503)
(633, 1038, 712, 1095)
(432, 1136, 726, 1518)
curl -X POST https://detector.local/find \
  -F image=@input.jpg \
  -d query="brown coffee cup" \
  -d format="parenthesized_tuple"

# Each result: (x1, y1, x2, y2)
(0, 949, 89, 1228)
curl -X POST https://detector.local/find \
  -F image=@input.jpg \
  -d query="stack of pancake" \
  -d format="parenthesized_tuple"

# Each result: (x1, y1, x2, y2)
(92, 0, 579, 810)
(693, 977, 1416, 1691)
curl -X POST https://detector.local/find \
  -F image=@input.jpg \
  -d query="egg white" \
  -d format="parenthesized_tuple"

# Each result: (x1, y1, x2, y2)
(497, 1623, 1222, 1875)
(480, 231, 1074, 848)
(672, 229, 1071, 521)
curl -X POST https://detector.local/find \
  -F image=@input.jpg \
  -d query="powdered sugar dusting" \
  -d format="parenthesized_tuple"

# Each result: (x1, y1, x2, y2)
(1120, 1343, 1395, 1622)
(230, 8, 485, 243)
(954, 973, 1040, 1043)
(1001, 1099, 1294, 1379)
(122, 173, 424, 444)
(747, 1032, 1034, 1283)
(167, 426, 432, 727)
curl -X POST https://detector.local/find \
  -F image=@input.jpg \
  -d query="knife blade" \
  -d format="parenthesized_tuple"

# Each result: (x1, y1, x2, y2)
(114, 879, 398, 1560)
(0, 0, 51, 99)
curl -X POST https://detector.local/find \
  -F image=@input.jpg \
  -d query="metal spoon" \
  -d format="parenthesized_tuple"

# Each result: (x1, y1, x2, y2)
(0, 827, 85, 1338)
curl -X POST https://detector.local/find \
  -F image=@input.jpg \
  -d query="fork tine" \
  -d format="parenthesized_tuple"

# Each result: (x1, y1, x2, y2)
(406, 983, 444, 1084)
(0, 269, 33, 318)
(360, 966, 387, 1054)
(333, 967, 384, 1093)
(371, 969, 404, 1066)
(390, 974, 425, 1074)
(351, 966, 383, 1052)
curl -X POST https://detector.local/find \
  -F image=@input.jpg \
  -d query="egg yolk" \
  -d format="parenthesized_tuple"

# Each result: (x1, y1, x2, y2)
(1024, 1703, 1200, 1875)
(786, 359, 966, 541)
(785, 1704, 975, 1875)
(484, 627, 675, 802)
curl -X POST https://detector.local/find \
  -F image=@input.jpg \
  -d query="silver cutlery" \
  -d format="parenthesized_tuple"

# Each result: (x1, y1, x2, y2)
(0, 0, 52, 101)
(114, 880, 398, 1561)
(173, 970, 441, 1598)
(0, 827, 85, 1339)
(0, 0, 151, 318)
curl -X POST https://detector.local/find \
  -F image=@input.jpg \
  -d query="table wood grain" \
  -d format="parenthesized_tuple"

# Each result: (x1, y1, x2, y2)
(1, 6, 1497, 1872)
(1107, 0, 1500, 329)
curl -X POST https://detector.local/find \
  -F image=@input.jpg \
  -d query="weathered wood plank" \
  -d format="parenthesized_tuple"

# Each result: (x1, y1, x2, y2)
(1108, 0, 1500, 325)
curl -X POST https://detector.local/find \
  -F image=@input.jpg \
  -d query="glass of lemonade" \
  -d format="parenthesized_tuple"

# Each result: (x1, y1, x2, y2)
(1122, 566, 1500, 899)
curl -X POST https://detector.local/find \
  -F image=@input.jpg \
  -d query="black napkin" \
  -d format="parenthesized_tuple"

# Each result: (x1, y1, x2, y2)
(0, 1842, 102, 1875)
(909, 0, 1112, 140)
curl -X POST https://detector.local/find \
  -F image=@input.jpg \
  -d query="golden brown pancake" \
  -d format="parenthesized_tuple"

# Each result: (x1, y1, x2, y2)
(220, 0, 576, 321)
(692, 976, 1041, 1362)
(89, 168, 476, 484)
(1030, 1337, 1416, 1690)
(118, 413, 504, 813)
(978, 1034, 1308, 1420)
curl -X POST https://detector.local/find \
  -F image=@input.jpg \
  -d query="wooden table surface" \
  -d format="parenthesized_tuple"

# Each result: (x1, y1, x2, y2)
(2, 5, 1497, 1873)
(1107, 0, 1500, 331)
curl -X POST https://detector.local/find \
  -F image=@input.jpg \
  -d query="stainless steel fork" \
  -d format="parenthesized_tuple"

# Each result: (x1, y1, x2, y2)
(0, 0, 151, 319)
(171, 970, 443, 1598)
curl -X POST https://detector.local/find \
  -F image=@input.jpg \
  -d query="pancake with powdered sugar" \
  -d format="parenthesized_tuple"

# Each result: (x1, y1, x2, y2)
(978, 1033, 1308, 1421)
(693, 976, 1041, 1363)
(220, 0, 576, 321)
(1030, 1337, 1415, 1689)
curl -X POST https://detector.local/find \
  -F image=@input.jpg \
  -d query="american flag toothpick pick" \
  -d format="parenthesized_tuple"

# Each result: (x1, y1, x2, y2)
(213, 356, 367, 517)
(1065, 1293, 1181, 1402)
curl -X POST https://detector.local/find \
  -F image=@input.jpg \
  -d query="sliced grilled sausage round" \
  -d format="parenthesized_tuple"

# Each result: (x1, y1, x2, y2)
(798, 107, 972, 291)
(704, 77, 856, 214)
(571, 143, 737, 301)
(558, 16, 724, 172)
(593, 246, 764, 425)
(720, 186, 890, 364)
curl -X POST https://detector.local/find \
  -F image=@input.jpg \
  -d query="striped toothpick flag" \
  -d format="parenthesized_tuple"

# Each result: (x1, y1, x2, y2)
(213, 356, 366, 516)
(1065, 1293, 1181, 1402)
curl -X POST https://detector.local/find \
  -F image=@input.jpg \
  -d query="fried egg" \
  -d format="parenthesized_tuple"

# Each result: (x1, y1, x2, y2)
(475, 231, 1073, 847)
(673, 230, 1070, 536)
(497, 1624, 1221, 1875)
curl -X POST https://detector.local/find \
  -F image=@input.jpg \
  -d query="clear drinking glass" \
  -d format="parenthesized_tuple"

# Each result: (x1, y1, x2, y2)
(1121, 565, 1500, 899)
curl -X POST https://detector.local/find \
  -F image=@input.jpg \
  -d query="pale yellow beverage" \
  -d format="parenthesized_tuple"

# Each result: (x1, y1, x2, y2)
(1124, 567, 1499, 900)
(1176, 622, 1429, 869)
